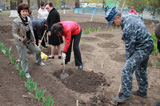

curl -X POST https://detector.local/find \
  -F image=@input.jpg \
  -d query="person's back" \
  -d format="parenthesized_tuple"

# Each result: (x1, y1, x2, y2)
(121, 14, 153, 52)
(32, 18, 45, 30)
(59, 21, 81, 36)
(32, 18, 47, 47)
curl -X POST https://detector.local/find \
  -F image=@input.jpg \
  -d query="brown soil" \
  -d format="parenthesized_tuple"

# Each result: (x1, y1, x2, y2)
(0, 10, 160, 106)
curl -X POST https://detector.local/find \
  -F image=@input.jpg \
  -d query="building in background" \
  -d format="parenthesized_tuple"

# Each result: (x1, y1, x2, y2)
(106, 0, 119, 9)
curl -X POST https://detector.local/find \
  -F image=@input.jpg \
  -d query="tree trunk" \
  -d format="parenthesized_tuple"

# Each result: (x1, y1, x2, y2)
(10, 0, 17, 10)
(102, 0, 105, 8)
(75, 0, 80, 8)
(117, 0, 122, 11)
(37, 0, 40, 9)
(121, 0, 126, 12)
(27, 0, 30, 8)
(17, 0, 23, 6)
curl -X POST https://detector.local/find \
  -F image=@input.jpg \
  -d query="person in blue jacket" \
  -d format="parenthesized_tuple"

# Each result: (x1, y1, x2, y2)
(105, 7, 154, 103)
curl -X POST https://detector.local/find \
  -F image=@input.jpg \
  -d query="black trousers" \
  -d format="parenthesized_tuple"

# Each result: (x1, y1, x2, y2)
(33, 30, 46, 47)
(65, 30, 82, 66)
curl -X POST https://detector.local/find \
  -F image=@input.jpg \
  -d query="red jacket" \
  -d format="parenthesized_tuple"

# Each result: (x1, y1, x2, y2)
(60, 21, 81, 53)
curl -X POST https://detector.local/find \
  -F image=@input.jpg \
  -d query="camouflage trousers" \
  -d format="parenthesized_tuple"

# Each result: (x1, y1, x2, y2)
(121, 49, 153, 97)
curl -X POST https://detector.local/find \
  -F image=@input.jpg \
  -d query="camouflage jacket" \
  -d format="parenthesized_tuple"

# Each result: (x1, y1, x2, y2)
(12, 16, 35, 47)
(121, 14, 153, 60)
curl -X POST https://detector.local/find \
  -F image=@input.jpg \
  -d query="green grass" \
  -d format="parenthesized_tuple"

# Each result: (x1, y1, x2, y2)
(151, 33, 159, 55)
(0, 11, 10, 14)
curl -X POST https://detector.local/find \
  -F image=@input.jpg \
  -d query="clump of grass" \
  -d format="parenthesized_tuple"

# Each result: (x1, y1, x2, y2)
(82, 27, 102, 34)
(151, 34, 159, 55)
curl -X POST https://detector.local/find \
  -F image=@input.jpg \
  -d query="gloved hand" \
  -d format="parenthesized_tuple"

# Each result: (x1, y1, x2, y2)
(62, 52, 66, 59)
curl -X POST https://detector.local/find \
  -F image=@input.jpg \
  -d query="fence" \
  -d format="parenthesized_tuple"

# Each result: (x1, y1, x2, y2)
(73, 7, 160, 21)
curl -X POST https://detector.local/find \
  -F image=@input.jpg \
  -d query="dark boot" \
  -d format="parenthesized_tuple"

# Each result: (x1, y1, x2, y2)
(112, 93, 130, 103)
(131, 90, 147, 98)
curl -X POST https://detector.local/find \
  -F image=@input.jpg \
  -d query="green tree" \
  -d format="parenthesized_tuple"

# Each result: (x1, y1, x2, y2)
(10, 0, 16, 10)
(126, 0, 149, 14)
(148, 0, 160, 16)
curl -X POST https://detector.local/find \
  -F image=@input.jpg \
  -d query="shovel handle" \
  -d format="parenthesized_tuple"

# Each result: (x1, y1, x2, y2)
(63, 58, 65, 73)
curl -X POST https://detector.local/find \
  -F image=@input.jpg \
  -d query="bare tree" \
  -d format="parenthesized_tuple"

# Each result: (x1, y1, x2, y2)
(37, 0, 40, 9)
(117, 0, 122, 11)
(75, 0, 80, 8)
(121, 0, 127, 12)
(10, 0, 16, 10)
(17, 0, 22, 6)
(27, 0, 30, 8)
(102, 0, 105, 8)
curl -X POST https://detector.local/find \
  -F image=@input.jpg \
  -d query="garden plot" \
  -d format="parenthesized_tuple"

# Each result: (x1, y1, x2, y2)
(0, 10, 160, 106)
(53, 69, 109, 93)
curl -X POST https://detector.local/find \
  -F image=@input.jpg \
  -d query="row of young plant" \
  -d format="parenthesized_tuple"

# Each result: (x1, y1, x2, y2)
(0, 43, 56, 106)
(150, 33, 160, 66)
(82, 26, 117, 34)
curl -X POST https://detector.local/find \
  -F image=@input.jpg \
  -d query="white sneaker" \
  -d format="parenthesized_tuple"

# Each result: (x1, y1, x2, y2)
(25, 73, 31, 78)
(39, 62, 45, 66)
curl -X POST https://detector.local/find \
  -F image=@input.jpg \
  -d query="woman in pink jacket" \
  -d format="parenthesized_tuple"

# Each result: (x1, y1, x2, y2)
(129, 6, 137, 15)
(51, 21, 83, 70)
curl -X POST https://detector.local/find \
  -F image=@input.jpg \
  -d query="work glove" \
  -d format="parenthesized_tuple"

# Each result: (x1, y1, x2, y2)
(62, 52, 66, 59)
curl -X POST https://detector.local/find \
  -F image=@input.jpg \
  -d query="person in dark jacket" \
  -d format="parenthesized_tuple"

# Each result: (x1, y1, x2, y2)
(32, 18, 48, 48)
(105, 7, 154, 103)
(155, 24, 160, 106)
(155, 23, 160, 62)
(51, 21, 83, 70)
(45, 2, 63, 59)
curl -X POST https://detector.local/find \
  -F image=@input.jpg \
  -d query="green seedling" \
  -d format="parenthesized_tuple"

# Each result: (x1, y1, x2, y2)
(0, 43, 4, 50)
(9, 54, 16, 64)
(15, 63, 20, 71)
(115, 50, 120, 55)
(151, 43, 158, 55)
(97, 27, 101, 32)
(89, 28, 92, 32)
(18, 69, 26, 78)
(83, 29, 90, 34)
(25, 78, 37, 92)
(156, 60, 160, 66)
(151, 33, 157, 43)
(42, 96, 54, 106)
(1, 47, 11, 56)
(91, 28, 95, 32)
(35, 88, 46, 101)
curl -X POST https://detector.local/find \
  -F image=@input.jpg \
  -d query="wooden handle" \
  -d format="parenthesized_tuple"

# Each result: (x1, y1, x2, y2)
(38, 30, 47, 47)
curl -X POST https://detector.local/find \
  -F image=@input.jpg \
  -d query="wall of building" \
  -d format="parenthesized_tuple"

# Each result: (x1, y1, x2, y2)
(106, 0, 119, 9)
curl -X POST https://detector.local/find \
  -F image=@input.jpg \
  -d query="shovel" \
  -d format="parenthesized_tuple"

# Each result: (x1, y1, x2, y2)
(38, 30, 47, 48)
(60, 58, 69, 79)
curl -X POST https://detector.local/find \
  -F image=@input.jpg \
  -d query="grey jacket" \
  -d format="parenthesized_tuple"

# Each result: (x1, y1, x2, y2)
(12, 16, 35, 46)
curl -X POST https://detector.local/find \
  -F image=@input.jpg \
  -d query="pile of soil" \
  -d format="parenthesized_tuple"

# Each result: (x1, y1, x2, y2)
(62, 70, 108, 93)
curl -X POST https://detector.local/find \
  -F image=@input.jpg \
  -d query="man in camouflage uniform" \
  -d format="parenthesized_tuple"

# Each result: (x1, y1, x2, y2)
(105, 7, 154, 103)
